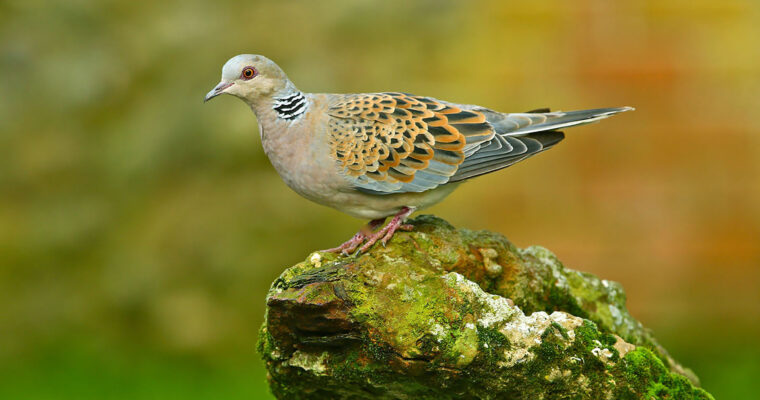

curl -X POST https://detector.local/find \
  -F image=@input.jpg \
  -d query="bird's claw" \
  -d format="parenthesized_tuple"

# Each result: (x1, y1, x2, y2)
(324, 207, 415, 255)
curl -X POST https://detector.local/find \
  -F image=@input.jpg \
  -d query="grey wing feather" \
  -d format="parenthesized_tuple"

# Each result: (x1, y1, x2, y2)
(450, 107, 632, 182)
(452, 132, 564, 181)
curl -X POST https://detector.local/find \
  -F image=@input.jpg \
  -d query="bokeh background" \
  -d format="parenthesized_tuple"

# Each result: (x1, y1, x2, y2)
(2, 0, 759, 398)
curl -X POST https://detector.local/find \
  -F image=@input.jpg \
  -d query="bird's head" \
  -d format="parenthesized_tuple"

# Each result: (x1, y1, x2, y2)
(204, 54, 291, 104)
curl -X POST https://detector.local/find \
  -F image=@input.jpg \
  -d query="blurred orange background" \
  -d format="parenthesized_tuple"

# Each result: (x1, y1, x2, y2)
(1, 0, 758, 398)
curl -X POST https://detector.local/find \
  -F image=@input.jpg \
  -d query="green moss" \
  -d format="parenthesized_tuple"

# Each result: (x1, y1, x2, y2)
(613, 348, 714, 400)
(545, 277, 589, 320)
(574, 320, 599, 345)
(329, 348, 367, 383)
(256, 324, 277, 361)
(476, 326, 510, 364)
(363, 340, 393, 365)
(446, 324, 479, 367)
(550, 321, 570, 340)
(535, 324, 566, 361)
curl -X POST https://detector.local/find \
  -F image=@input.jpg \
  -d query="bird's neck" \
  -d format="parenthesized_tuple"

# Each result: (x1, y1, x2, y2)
(247, 80, 307, 120)
(270, 88, 309, 121)
(249, 83, 311, 154)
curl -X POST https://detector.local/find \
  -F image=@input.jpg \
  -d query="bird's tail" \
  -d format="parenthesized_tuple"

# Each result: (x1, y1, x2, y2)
(505, 107, 634, 136)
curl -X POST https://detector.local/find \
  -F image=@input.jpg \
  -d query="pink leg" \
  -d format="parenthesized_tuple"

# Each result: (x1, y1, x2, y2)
(322, 218, 385, 255)
(359, 207, 415, 253)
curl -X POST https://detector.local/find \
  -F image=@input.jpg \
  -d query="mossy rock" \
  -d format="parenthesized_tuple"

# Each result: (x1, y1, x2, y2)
(258, 215, 712, 399)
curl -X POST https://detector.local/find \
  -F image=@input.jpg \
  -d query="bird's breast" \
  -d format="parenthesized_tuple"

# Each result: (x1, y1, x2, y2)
(258, 103, 347, 204)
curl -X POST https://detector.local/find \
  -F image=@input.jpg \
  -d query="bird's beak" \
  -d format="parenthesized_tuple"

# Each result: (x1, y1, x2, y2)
(204, 81, 234, 102)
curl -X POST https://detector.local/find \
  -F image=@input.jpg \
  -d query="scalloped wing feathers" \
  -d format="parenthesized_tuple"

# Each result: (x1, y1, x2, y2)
(327, 92, 493, 193)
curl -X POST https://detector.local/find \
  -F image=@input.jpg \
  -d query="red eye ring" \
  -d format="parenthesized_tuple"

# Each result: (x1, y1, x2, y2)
(241, 66, 257, 80)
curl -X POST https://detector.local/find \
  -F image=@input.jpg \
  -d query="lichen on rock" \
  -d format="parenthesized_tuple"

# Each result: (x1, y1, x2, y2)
(257, 215, 713, 399)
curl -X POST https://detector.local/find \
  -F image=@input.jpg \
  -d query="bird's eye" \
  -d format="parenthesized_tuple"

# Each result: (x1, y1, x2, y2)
(241, 66, 257, 80)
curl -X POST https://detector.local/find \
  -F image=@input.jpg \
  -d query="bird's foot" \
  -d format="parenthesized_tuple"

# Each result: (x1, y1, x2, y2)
(359, 207, 415, 253)
(321, 218, 385, 255)
(322, 207, 415, 255)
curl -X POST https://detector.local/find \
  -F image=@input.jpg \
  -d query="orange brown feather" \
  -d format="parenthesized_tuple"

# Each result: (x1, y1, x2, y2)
(327, 92, 494, 191)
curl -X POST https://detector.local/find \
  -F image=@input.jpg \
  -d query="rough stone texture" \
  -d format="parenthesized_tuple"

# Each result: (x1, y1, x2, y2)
(258, 215, 713, 399)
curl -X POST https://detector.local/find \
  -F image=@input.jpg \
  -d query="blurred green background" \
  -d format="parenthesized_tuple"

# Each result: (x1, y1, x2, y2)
(1, 0, 759, 398)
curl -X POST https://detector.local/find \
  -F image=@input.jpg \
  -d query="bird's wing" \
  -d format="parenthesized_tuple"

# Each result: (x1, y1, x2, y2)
(327, 92, 631, 194)
(327, 92, 493, 193)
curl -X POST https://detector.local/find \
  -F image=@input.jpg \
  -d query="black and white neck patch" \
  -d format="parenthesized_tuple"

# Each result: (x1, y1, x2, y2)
(273, 92, 308, 121)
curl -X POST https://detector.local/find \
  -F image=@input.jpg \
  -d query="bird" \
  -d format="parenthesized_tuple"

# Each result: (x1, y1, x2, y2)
(205, 54, 632, 254)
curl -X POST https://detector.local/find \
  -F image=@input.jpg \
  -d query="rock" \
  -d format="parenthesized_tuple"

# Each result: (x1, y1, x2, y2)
(257, 215, 713, 399)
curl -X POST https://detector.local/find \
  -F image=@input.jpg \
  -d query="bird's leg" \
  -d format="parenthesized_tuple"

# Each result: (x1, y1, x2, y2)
(322, 218, 385, 254)
(359, 207, 415, 253)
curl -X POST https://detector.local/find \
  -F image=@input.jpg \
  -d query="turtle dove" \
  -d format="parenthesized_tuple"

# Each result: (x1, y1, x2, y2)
(205, 54, 632, 254)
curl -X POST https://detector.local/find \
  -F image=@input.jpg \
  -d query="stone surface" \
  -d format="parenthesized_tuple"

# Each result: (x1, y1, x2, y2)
(258, 215, 713, 399)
